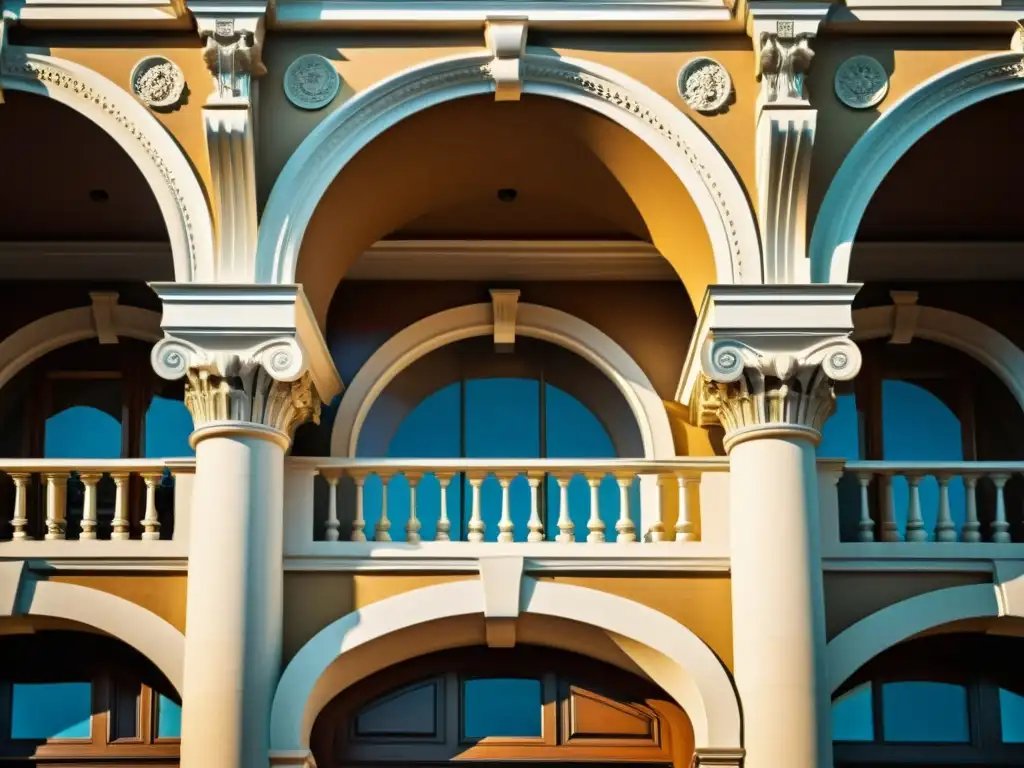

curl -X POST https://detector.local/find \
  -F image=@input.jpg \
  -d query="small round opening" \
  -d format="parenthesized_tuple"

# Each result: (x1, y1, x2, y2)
(89, 189, 110, 203)
(497, 188, 518, 203)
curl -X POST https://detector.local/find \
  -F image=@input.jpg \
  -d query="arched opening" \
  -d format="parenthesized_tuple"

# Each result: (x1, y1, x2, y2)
(0, 626, 180, 763)
(310, 646, 695, 768)
(821, 336, 1024, 542)
(0, 338, 193, 540)
(831, 632, 1024, 767)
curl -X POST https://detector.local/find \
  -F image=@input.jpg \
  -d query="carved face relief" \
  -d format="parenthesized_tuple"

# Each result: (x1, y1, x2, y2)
(679, 57, 732, 114)
(131, 56, 186, 110)
(834, 55, 889, 109)
(284, 54, 341, 110)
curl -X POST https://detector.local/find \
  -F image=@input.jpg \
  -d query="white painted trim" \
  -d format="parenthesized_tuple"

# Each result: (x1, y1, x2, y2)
(329, 302, 675, 459)
(4, 0, 190, 28)
(810, 51, 1024, 284)
(270, 577, 741, 752)
(256, 51, 761, 287)
(0, 304, 162, 392)
(0, 50, 215, 282)
(852, 304, 1024, 413)
(827, 583, 1004, 694)
(0, 564, 185, 693)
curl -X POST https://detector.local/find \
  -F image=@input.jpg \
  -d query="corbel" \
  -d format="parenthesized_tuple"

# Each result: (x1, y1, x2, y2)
(491, 288, 520, 352)
(747, 2, 830, 283)
(187, 1, 267, 282)
(479, 556, 524, 648)
(89, 291, 120, 345)
(485, 17, 527, 102)
(888, 290, 919, 345)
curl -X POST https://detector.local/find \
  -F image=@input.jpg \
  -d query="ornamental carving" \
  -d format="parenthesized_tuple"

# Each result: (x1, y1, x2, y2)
(284, 54, 341, 110)
(679, 58, 732, 114)
(151, 337, 322, 438)
(758, 32, 815, 102)
(695, 337, 862, 442)
(131, 56, 186, 109)
(834, 56, 889, 109)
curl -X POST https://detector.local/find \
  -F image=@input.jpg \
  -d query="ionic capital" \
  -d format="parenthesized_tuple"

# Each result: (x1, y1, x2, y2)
(677, 284, 862, 448)
(149, 283, 343, 443)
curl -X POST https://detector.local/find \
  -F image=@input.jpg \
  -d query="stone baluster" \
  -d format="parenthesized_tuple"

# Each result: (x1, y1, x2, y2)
(110, 472, 130, 540)
(435, 472, 453, 541)
(934, 473, 956, 542)
(375, 472, 392, 542)
(141, 472, 163, 540)
(78, 473, 101, 540)
(675, 472, 697, 542)
(349, 471, 367, 542)
(962, 474, 981, 543)
(406, 473, 422, 544)
(855, 472, 874, 542)
(467, 474, 486, 542)
(615, 474, 636, 543)
(905, 473, 927, 542)
(991, 473, 1011, 543)
(323, 471, 341, 542)
(585, 473, 606, 543)
(497, 473, 515, 543)
(554, 474, 574, 543)
(10, 473, 30, 540)
(43, 472, 68, 540)
(881, 473, 900, 541)
(526, 473, 544, 542)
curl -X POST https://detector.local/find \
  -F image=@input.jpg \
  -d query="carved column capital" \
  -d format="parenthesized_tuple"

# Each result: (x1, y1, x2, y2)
(189, 2, 267, 105)
(677, 284, 862, 449)
(747, 3, 829, 107)
(149, 283, 343, 444)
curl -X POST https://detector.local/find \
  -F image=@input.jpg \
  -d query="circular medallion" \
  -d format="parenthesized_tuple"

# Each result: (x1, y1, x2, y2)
(284, 54, 341, 111)
(131, 56, 186, 110)
(834, 55, 889, 110)
(678, 57, 732, 114)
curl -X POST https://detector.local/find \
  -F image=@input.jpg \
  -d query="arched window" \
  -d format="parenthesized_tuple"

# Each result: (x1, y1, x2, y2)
(832, 633, 1024, 766)
(311, 646, 694, 768)
(0, 629, 179, 762)
(331, 337, 643, 542)
(0, 337, 193, 540)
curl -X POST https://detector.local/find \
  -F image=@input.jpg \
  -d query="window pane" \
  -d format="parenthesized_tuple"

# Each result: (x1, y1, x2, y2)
(463, 678, 542, 738)
(45, 405, 121, 459)
(881, 681, 969, 742)
(156, 694, 182, 739)
(145, 396, 195, 457)
(832, 683, 874, 742)
(1000, 688, 1024, 743)
(11, 682, 92, 740)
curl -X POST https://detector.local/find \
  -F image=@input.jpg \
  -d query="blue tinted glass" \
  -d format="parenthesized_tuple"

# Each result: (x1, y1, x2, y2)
(45, 406, 120, 459)
(820, 392, 860, 460)
(157, 695, 182, 738)
(145, 396, 195, 457)
(882, 681, 969, 742)
(1000, 689, 1024, 742)
(11, 682, 92, 739)
(832, 683, 874, 741)
(882, 381, 965, 537)
(463, 678, 542, 738)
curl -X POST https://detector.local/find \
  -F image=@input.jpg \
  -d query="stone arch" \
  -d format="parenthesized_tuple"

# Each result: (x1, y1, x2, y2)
(0, 305, 162, 393)
(330, 302, 675, 459)
(853, 304, 1024, 412)
(0, 563, 184, 694)
(826, 583, 1015, 695)
(270, 578, 741, 758)
(256, 51, 762, 298)
(810, 51, 1024, 283)
(0, 50, 215, 282)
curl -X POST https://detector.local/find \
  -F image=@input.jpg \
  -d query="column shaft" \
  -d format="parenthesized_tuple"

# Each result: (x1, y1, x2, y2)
(728, 433, 831, 768)
(180, 429, 285, 768)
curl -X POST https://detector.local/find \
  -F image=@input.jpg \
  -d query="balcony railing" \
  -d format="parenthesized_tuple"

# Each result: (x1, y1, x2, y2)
(0, 459, 194, 558)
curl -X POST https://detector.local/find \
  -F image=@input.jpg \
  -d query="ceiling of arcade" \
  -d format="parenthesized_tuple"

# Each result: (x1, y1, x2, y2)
(297, 94, 715, 325)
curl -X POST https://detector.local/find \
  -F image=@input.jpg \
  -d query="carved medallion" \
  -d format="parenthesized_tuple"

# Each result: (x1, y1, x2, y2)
(834, 55, 889, 109)
(678, 57, 732, 114)
(131, 56, 186, 109)
(284, 54, 340, 110)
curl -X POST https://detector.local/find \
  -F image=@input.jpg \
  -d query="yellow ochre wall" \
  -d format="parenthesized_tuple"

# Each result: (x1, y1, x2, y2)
(47, 573, 188, 632)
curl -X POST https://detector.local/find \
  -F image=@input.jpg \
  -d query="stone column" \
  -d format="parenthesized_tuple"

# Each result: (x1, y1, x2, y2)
(678, 285, 861, 768)
(150, 284, 342, 768)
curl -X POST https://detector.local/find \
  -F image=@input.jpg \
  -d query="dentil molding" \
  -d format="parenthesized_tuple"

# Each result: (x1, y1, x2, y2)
(149, 284, 343, 439)
(677, 284, 862, 442)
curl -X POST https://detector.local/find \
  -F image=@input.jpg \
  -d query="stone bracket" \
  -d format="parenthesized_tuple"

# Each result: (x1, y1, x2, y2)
(479, 556, 524, 648)
(888, 290, 920, 345)
(747, 2, 830, 108)
(485, 17, 527, 101)
(490, 288, 520, 352)
(189, 1, 267, 105)
(89, 291, 120, 345)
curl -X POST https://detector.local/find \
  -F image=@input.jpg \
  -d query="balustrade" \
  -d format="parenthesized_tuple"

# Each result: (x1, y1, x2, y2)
(0, 460, 195, 543)
(838, 462, 1024, 544)
(290, 458, 727, 546)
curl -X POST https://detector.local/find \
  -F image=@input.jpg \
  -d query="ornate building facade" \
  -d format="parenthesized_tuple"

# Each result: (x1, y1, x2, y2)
(0, 1, 1021, 766)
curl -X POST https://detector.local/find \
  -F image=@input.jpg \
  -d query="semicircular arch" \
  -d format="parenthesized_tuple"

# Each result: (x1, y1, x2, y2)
(0, 51, 215, 282)
(810, 51, 1024, 284)
(270, 578, 741, 757)
(330, 302, 674, 459)
(256, 51, 761, 310)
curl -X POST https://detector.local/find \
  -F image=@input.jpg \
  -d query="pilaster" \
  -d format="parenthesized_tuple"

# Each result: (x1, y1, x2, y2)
(188, 1, 267, 281)
(149, 282, 343, 440)
(748, 3, 830, 283)
(677, 284, 862, 448)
